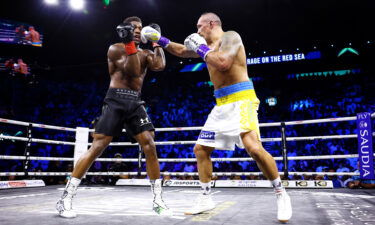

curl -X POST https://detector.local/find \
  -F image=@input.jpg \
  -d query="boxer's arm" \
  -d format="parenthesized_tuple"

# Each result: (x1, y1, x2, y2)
(204, 31, 242, 71)
(141, 25, 199, 58)
(146, 47, 166, 71)
(107, 44, 141, 75)
(165, 42, 200, 58)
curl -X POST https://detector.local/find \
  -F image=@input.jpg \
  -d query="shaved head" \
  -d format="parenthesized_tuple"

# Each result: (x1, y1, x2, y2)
(200, 12, 222, 26)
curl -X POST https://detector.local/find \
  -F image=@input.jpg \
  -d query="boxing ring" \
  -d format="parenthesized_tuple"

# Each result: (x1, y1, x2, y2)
(0, 113, 375, 225)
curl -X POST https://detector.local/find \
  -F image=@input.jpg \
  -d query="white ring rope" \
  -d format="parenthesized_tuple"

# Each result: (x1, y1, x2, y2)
(0, 171, 358, 177)
(0, 118, 76, 132)
(0, 134, 75, 145)
(1, 154, 373, 162)
(1, 133, 372, 147)
(286, 134, 358, 141)
(0, 115, 361, 132)
(99, 133, 371, 147)
(0, 135, 28, 142)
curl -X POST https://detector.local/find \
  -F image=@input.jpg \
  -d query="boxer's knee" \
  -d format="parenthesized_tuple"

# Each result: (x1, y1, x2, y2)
(245, 142, 264, 160)
(194, 145, 211, 160)
(141, 137, 157, 158)
(89, 135, 112, 158)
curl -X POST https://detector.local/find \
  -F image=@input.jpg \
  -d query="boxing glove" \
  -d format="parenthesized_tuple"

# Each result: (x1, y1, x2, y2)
(184, 33, 212, 60)
(141, 25, 170, 48)
(116, 22, 137, 55)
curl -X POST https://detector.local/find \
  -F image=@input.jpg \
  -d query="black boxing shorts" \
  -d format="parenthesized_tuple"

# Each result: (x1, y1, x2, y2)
(94, 88, 154, 139)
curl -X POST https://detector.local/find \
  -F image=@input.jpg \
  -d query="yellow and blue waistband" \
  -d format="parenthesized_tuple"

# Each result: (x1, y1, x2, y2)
(214, 80, 257, 105)
(31, 42, 42, 47)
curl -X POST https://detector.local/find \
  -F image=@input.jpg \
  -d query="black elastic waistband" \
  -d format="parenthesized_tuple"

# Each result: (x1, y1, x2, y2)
(106, 88, 141, 100)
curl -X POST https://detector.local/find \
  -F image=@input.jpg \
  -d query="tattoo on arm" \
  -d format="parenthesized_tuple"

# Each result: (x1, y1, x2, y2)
(218, 31, 242, 57)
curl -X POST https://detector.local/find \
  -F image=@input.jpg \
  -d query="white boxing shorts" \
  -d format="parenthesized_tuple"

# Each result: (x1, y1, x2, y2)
(196, 80, 261, 150)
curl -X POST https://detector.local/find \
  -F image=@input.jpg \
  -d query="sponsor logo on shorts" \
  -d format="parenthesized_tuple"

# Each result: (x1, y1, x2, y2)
(199, 131, 215, 140)
(140, 117, 151, 126)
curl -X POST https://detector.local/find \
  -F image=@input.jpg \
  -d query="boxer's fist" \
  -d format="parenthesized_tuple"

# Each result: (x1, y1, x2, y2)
(184, 33, 207, 52)
(141, 26, 161, 43)
(149, 23, 161, 34)
(116, 22, 134, 43)
(184, 33, 212, 60)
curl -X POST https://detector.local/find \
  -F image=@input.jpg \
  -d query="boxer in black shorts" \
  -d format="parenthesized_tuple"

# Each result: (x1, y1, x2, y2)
(56, 16, 172, 218)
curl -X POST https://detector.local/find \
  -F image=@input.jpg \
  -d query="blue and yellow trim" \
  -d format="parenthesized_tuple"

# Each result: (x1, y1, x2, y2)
(31, 42, 42, 47)
(215, 81, 257, 106)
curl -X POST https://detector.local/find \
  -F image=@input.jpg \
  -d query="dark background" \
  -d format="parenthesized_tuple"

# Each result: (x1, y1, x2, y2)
(1, 0, 374, 72)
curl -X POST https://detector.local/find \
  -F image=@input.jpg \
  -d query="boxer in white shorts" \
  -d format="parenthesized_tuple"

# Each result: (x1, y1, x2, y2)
(141, 12, 292, 222)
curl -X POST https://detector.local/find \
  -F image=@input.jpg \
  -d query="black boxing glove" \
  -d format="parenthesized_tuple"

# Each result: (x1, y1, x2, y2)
(116, 22, 137, 55)
(116, 22, 134, 43)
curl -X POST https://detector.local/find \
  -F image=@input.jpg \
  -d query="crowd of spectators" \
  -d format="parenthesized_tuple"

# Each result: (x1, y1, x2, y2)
(0, 68, 374, 188)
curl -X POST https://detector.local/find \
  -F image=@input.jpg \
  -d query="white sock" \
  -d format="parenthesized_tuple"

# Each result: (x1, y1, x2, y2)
(200, 181, 211, 195)
(271, 177, 285, 193)
(69, 177, 81, 186)
(64, 177, 81, 197)
(150, 179, 162, 196)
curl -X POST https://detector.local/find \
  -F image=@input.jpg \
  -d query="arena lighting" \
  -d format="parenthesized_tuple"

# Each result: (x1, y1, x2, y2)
(103, 0, 110, 6)
(338, 47, 359, 57)
(44, 0, 58, 5)
(69, 0, 85, 10)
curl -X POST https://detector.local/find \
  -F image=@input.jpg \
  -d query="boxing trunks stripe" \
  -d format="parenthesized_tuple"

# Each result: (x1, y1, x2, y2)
(214, 80, 257, 106)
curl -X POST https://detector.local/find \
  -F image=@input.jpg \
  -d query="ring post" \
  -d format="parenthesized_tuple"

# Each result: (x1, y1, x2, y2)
(280, 122, 289, 179)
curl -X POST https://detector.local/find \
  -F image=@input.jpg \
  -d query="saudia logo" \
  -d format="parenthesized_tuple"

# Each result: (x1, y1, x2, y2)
(358, 113, 368, 120)
(199, 131, 215, 140)
(357, 112, 374, 179)
(359, 121, 367, 129)
(360, 129, 371, 177)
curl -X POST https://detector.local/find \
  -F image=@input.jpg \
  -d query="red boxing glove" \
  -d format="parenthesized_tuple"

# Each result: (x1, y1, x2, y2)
(124, 41, 137, 55)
